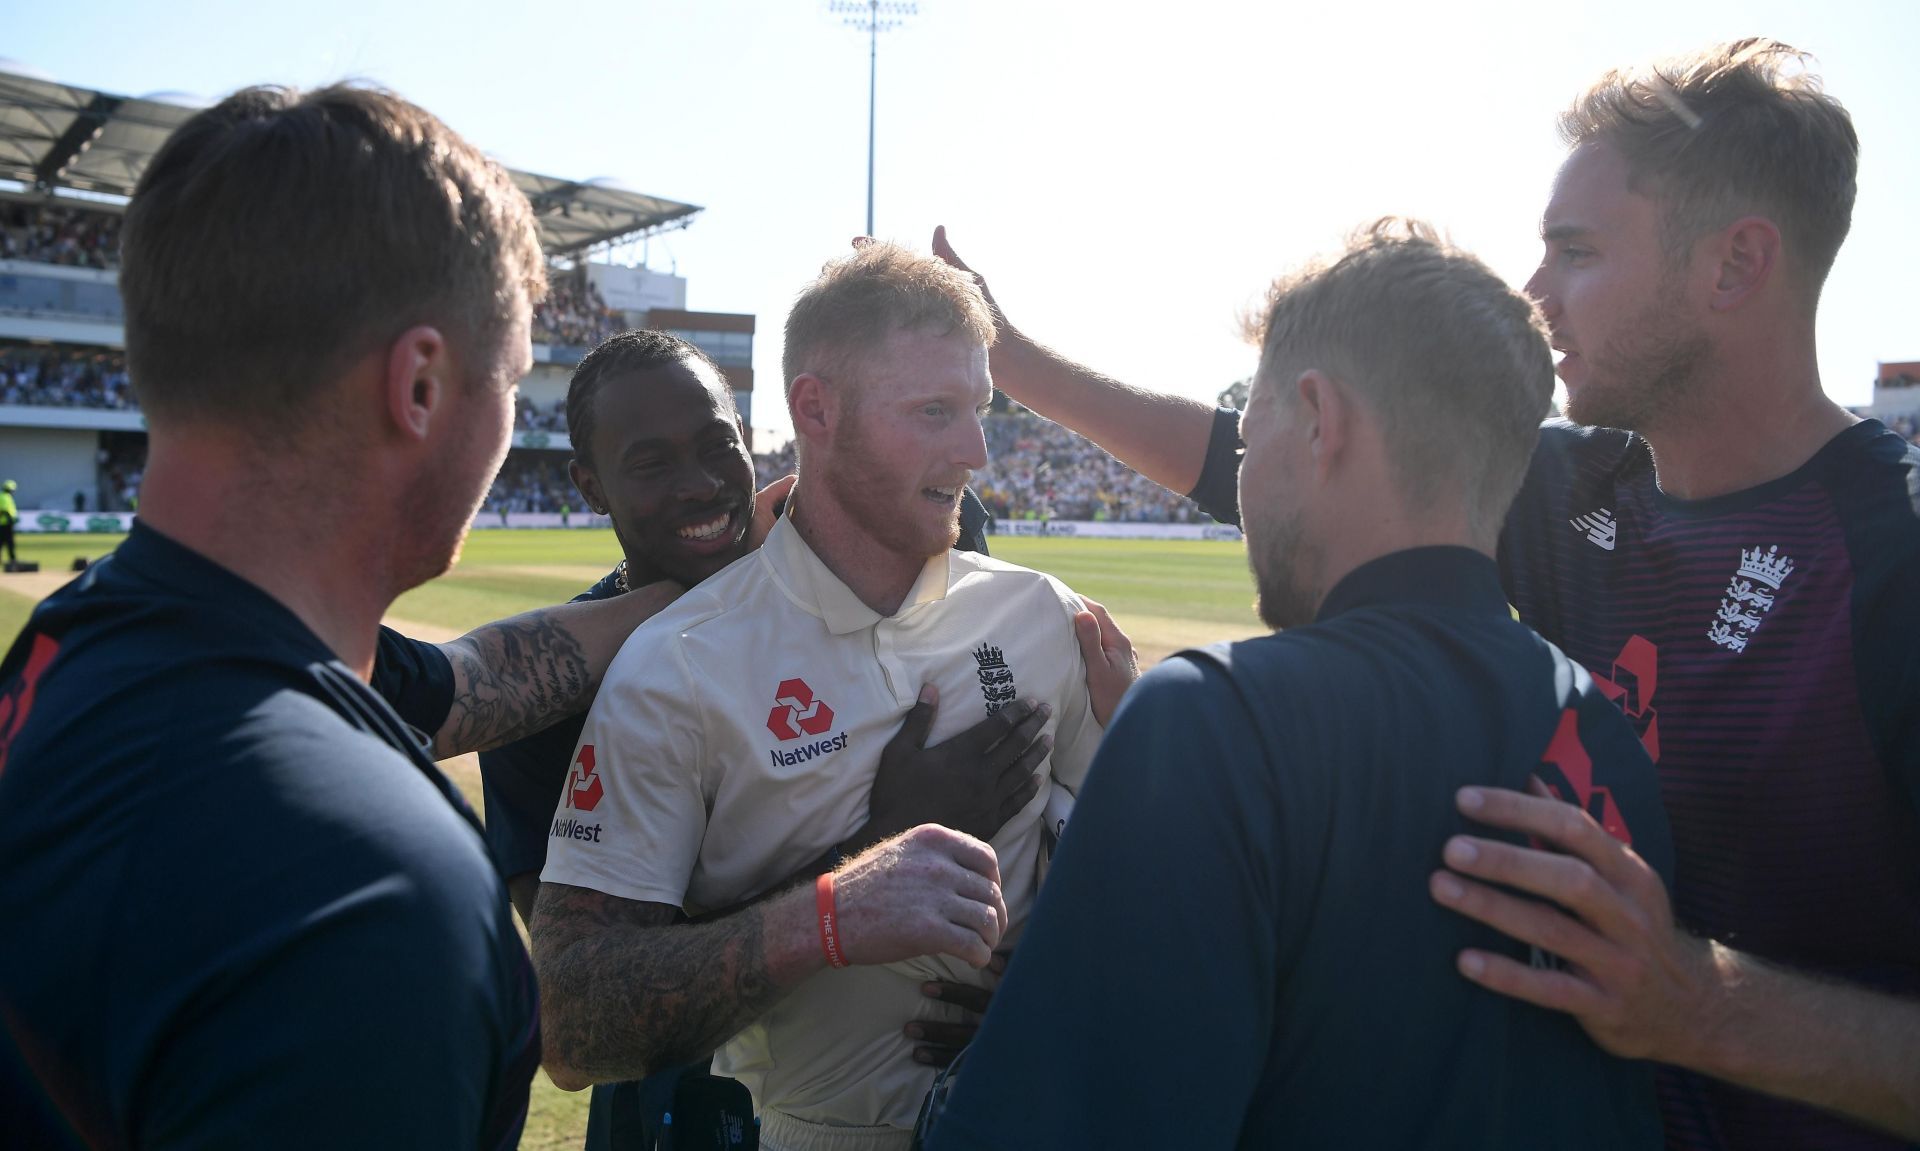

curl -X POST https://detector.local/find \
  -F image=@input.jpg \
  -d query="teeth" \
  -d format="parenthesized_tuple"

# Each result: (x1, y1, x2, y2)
(677, 513, 731, 541)
(925, 486, 958, 499)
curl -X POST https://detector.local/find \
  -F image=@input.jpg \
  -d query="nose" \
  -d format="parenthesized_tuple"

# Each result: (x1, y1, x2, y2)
(958, 408, 989, 472)
(1524, 264, 1559, 322)
(673, 458, 725, 502)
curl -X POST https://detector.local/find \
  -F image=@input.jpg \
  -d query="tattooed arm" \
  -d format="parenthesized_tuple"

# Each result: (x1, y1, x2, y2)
(532, 825, 1011, 1090)
(429, 581, 682, 759)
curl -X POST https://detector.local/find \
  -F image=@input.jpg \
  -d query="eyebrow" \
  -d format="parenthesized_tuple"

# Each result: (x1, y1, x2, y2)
(618, 419, 737, 459)
(1542, 223, 1593, 243)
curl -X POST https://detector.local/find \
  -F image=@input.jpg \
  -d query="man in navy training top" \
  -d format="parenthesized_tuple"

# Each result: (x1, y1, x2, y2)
(0, 84, 554, 1149)
(934, 37, 1920, 1148)
(928, 219, 1675, 1150)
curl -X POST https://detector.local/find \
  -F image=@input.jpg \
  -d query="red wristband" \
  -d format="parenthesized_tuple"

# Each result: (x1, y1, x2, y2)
(816, 872, 849, 969)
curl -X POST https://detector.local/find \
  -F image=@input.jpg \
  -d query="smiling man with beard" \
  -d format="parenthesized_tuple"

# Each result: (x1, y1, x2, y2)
(530, 243, 1107, 1151)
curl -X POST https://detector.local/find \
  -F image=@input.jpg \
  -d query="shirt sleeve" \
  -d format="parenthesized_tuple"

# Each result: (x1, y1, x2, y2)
(1184, 406, 1245, 528)
(928, 654, 1282, 1151)
(369, 625, 455, 738)
(539, 629, 709, 908)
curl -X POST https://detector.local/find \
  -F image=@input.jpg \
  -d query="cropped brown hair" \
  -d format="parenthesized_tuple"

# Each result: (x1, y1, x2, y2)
(1560, 39, 1858, 302)
(782, 242, 995, 397)
(119, 84, 546, 427)
(1246, 219, 1553, 538)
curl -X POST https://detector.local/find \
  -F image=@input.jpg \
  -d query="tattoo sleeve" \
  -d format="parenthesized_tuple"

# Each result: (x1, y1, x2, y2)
(430, 587, 678, 759)
(532, 881, 803, 1086)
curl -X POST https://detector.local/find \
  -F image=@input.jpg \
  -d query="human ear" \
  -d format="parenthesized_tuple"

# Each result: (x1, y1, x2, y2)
(569, 458, 606, 515)
(1709, 216, 1781, 312)
(384, 325, 450, 441)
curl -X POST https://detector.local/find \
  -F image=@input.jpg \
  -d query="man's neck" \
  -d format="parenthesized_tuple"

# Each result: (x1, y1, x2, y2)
(1308, 495, 1491, 620)
(786, 481, 928, 617)
(1638, 339, 1856, 501)
(137, 432, 396, 678)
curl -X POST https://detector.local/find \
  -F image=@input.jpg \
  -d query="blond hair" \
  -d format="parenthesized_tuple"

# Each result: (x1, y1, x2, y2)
(1560, 39, 1858, 303)
(1245, 218, 1553, 540)
(782, 242, 996, 397)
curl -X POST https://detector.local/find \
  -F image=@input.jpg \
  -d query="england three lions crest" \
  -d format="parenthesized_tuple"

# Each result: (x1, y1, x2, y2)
(973, 643, 1017, 714)
(1707, 546, 1795, 654)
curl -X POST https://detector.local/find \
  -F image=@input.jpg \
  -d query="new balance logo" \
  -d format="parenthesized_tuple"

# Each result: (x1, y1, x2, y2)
(1569, 508, 1616, 552)
(767, 678, 835, 742)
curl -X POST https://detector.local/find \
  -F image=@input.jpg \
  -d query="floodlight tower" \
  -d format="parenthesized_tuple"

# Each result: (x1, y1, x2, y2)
(829, 0, 918, 236)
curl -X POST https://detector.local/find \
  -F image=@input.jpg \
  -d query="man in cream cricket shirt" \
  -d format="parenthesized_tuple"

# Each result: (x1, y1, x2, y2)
(533, 243, 1105, 1151)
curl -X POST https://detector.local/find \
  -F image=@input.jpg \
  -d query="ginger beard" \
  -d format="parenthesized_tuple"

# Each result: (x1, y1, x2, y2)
(816, 386, 967, 562)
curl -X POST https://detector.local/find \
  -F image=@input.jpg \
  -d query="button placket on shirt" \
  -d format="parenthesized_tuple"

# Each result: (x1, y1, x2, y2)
(871, 618, 912, 709)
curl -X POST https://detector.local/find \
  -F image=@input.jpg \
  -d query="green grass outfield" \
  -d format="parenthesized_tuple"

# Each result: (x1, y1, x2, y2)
(0, 528, 1256, 1148)
(386, 529, 1260, 661)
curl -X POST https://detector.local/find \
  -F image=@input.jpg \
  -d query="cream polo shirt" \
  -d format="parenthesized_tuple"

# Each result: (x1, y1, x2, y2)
(541, 515, 1103, 1130)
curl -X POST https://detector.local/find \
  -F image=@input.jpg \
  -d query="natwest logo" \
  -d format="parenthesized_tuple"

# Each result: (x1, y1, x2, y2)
(566, 744, 605, 811)
(767, 678, 835, 742)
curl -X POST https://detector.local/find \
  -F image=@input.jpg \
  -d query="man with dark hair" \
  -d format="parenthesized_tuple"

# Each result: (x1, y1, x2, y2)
(928, 221, 1673, 1150)
(935, 37, 1920, 1147)
(1, 84, 669, 1148)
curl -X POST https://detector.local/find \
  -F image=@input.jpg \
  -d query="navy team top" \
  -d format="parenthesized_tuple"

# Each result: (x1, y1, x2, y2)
(1498, 419, 1920, 1151)
(1191, 411, 1920, 1150)
(931, 547, 1674, 1151)
(0, 522, 538, 1151)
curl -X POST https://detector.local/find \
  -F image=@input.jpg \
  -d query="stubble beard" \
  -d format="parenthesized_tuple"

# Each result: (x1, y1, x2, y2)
(821, 409, 962, 560)
(1564, 281, 1711, 436)
(1251, 508, 1320, 631)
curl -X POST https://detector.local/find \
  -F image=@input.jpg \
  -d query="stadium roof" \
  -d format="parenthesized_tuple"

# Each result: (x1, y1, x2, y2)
(0, 65, 701, 255)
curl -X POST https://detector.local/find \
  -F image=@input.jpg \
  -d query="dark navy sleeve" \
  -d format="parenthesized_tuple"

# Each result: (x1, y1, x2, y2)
(1831, 431, 1920, 819)
(476, 567, 626, 883)
(480, 715, 586, 882)
(1185, 407, 1244, 527)
(371, 625, 455, 738)
(929, 653, 1282, 1151)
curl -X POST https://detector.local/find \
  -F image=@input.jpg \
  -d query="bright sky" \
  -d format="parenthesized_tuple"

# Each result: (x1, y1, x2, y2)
(10, 0, 1918, 446)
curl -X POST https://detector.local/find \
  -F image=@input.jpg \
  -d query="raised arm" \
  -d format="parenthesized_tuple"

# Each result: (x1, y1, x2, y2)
(532, 824, 1009, 1090)
(933, 226, 1220, 498)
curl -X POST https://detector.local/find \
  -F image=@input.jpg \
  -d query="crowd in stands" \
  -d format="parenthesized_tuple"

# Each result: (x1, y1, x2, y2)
(534, 269, 621, 348)
(484, 455, 576, 515)
(97, 440, 145, 512)
(0, 345, 135, 409)
(516, 394, 569, 433)
(973, 408, 1203, 523)
(0, 202, 122, 269)
(746, 410, 1201, 523)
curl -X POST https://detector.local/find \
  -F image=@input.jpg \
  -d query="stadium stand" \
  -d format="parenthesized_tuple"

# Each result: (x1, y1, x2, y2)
(0, 65, 754, 521)
(975, 408, 1203, 523)
(0, 342, 133, 409)
(1, 200, 121, 268)
(534, 268, 621, 349)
